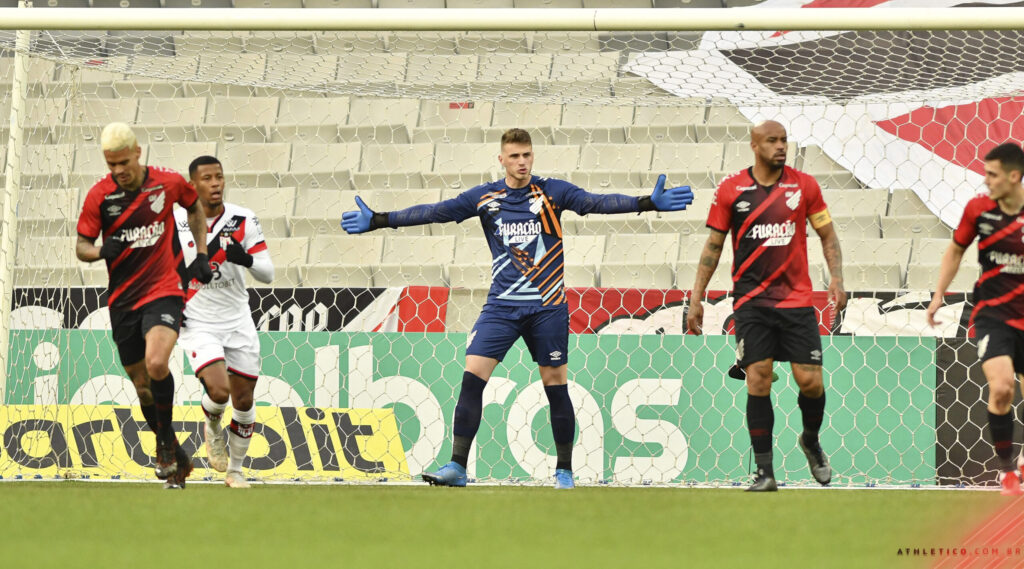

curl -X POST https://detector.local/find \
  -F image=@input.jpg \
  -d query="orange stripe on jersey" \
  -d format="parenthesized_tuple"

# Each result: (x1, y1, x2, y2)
(477, 191, 505, 208)
(523, 241, 563, 278)
(543, 290, 565, 306)
(538, 263, 564, 294)
(979, 217, 1024, 250)
(530, 184, 563, 238)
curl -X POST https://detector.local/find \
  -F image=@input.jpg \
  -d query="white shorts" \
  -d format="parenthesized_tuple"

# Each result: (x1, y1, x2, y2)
(179, 321, 260, 380)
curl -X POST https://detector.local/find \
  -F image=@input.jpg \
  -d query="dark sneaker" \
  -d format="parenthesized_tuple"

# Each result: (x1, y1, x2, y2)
(154, 437, 177, 480)
(728, 364, 779, 383)
(163, 442, 193, 490)
(798, 434, 832, 485)
(421, 462, 467, 487)
(746, 468, 778, 492)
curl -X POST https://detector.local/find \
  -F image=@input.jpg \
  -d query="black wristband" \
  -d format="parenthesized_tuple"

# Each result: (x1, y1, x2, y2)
(371, 212, 390, 230)
(638, 196, 655, 212)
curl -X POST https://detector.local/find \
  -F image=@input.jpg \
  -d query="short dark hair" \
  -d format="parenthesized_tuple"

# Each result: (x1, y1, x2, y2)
(188, 155, 222, 179)
(500, 128, 532, 147)
(984, 142, 1024, 177)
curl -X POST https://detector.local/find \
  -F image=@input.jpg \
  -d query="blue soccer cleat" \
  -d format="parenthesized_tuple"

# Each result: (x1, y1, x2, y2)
(421, 461, 467, 487)
(554, 468, 575, 490)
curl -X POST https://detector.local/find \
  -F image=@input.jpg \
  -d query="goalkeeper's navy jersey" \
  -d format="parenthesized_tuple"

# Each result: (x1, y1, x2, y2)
(954, 194, 1024, 329)
(388, 175, 639, 307)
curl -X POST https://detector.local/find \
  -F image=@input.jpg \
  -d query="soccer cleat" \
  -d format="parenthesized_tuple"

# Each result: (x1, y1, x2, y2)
(421, 462, 467, 487)
(746, 468, 778, 492)
(798, 434, 832, 486)
(554, 469, 575, 490)
(154, 437, 177, 480)
(164, 441, 193, 490)
(205, 423, 228, 473)
(225, 471, 251, 489)
(1000, 471, 1023, 496)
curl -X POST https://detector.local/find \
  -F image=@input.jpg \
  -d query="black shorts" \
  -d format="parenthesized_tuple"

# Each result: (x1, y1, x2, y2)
(974, 318, 1024, 372)
(734, 305, 822, 368)
(109, 296, 184, 366)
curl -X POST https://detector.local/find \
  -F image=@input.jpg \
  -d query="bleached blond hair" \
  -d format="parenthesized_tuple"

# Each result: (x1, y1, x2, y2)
(100, 122, 137, 152)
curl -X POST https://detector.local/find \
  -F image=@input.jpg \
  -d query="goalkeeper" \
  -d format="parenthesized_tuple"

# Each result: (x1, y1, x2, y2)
(341, 128, 693, 489)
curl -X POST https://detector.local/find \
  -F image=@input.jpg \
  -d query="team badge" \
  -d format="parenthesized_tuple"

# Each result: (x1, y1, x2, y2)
(148, 191, 166, 213)
(786, 191, 800, 210)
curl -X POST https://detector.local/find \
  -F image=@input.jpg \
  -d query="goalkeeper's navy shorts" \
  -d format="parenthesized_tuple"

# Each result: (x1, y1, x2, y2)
(733, 305, 822, 368)
(974, 317, 1024, 372)
(466, 303, 569, 367)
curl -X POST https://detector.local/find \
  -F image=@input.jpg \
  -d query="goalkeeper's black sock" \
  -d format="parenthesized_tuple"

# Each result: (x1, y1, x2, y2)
(797, 391, 826, 447)
(545, 384, 576, 471)
(989, 410, 1015, 472)
(451, 371, 487, 468)
(747, 393, 774, 476)
(152, 373, 176, 444)
(140, 402, 160, 435)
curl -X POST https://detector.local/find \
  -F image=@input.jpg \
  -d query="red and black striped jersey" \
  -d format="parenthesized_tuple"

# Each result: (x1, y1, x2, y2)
(76, 166, 198, 311)
(954, 194, 1024, 329)
(706, 166, 827, 310)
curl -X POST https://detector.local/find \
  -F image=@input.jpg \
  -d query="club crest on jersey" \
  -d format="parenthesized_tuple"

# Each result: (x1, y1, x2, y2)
(785, 190, 800, 210)
(736, 201, 751, 213)
(529, 197, 544, 215)
(148, 191, 165, 213)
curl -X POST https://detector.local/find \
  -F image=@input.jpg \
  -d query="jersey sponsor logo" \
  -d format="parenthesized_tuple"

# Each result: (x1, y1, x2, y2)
(122, 221, 164, 249)
(778, 183, 799, 189)
(143, 184, 164, 193)
(148, 191, 165, 214)
(979, 223, 994, 236)
(497, 219, 542, 244)
(981, 212, 1002, 221)
(736, 184, 756, 192)
(177, 219, 189, 230)
(989, 250, 1024, 273)
(785, 190, 800, 210)
(748, 220, 797, 246)
(105, 191, 126, 201)
(736, 201, 751, 213)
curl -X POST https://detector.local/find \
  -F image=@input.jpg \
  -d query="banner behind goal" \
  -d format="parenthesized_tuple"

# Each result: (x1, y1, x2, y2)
(1, 8, 1020, 486)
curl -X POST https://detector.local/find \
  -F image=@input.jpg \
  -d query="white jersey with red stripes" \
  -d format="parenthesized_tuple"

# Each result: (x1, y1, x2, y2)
(175, 202, 268, 328)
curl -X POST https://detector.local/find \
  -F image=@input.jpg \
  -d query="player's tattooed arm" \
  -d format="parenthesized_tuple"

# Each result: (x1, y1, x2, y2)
(687, 229, 727, 335)
(814, 218, 847, 311)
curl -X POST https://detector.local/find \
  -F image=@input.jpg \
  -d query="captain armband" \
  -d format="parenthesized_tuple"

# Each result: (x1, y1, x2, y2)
(809, 208, 832, 229)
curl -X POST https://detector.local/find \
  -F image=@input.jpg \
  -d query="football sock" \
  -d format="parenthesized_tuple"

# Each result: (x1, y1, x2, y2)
(797, 391, 826, 446)
(140, 403, 159, 435)
(989, 410, 1015, 472)
(151, 374, 175, 443)
(228, 406, 256, 473)
(202, 393, 227, 436)
(747, 393, 774, 477)
(451, 371, 487, 468)
(545, 384, 576, 472)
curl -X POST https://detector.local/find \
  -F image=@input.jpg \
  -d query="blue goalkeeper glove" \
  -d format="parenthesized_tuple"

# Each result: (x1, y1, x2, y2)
(643, 174, 693, 212)
(340, 196, 389, 234)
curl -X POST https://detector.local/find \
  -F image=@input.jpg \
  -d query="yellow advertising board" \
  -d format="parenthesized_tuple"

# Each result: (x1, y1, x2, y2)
(0, 405, 409, 481)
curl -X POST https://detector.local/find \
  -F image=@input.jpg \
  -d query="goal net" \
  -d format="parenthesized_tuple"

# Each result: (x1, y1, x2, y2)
(1, 7, 1018, 487)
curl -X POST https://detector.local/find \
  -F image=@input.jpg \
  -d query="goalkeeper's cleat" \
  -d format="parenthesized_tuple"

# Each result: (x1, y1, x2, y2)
(1000, 471, 1023, 496)
(225, 471, 251, 489)
(205, 422, 228, 473)
(154, 436, 177, 480)
(728, 364, 779, 383)
(798, 434, 832, 486)
(421, 462, 467, 487)
(165, 442, 193, 490)
(746, 468, 778, 492)
(554, 469, 575, 490)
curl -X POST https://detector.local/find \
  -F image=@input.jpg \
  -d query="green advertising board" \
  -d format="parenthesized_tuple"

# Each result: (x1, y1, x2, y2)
(4, 331, 936, 484)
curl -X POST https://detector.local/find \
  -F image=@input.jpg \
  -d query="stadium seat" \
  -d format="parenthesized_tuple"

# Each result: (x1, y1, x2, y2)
(229, 186, 298, 218)
(25, 98, 68, 127)
(563, 211, 651, 235)
(531, 144, 580, 173)
(412, 126, 487, 144)
(563, 234, 606, 287)
(650, 143, 723, 188)
(821, 188, 889, 217)
(551, 126, 626, 145)
(66, 98, 138, 126)
(220, 143, 291, 187)
(233, 0, 304, 8)
(448, 264, 492, 289)
(419, 100, 494, 128)
(584, 0, 652, 7)
(266, 237, 310, 270)
(147, 141, 219, 172)
(698, 102, 755, 143)
(308, 235, 384, 265)
(136, 97, 207, 126)
(363, 189, 443, 214)
(376, 235, 455, 287)
(348, 97, 420, 129)
(887, 188, 934, 216)
(248, 32, 316, 55)
(301, 264, 376, 288)
(407, 54, 480, 86)
(880, 215, 952, 239)
(845, 237, 912, 266)
(531, 30, 600, 52)
(601, 263, 675, 289)
(294, 188, 354, 217)
(21, 144, 74, 187)
(421, 171, 493, 191)
(303, 0, 374, 7)
(164, 0, 234, 7)
(271, 96, 349, 144)
(492, 102, 562, 128)
(433, 142, 500, 175)
(127, 55, 199, 85)
(200, 95, 278, 143)
(721, 140, 797, 173)
(173, 31, 246, 57)
(359, 143, 435, 175)
(843, 262, 905, 291)
(75, 144, 143, 177)
(81, 264, 107, 287)
(284, 141, 361, 189)
(16, 236, 79, 268)
(379, 0, 447, 9)
(15, 267, 81, 288)
(477, 53, 552, 85)
(904, 263, 979, 292)
(265, 53, 338, 92)
(674, 263, 735, 294)
(446, 288, 489, 332)
(828, 214, 881, 240)
(316, 32, 386, 54)
(336, 53, 409, 86)
(457, 31, 530, 53)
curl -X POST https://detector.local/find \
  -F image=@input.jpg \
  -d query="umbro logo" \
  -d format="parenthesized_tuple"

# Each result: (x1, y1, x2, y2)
(160, 313, 175, 325)
(736, 201, 751, 213)
(549, 350, 562, 361)
(979, 223, 994, 235)
(810, 349, 822, 361)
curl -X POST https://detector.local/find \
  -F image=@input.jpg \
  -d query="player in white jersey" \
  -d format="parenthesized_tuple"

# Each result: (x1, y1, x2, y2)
(175, 155, 274, 489)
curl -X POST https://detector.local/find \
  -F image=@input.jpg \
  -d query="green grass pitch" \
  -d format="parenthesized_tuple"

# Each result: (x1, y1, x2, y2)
(0, 482, 1003, 569)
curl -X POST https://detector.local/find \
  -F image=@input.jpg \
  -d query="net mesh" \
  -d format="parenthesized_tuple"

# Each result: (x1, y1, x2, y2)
(0, 24, 1017, 486)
